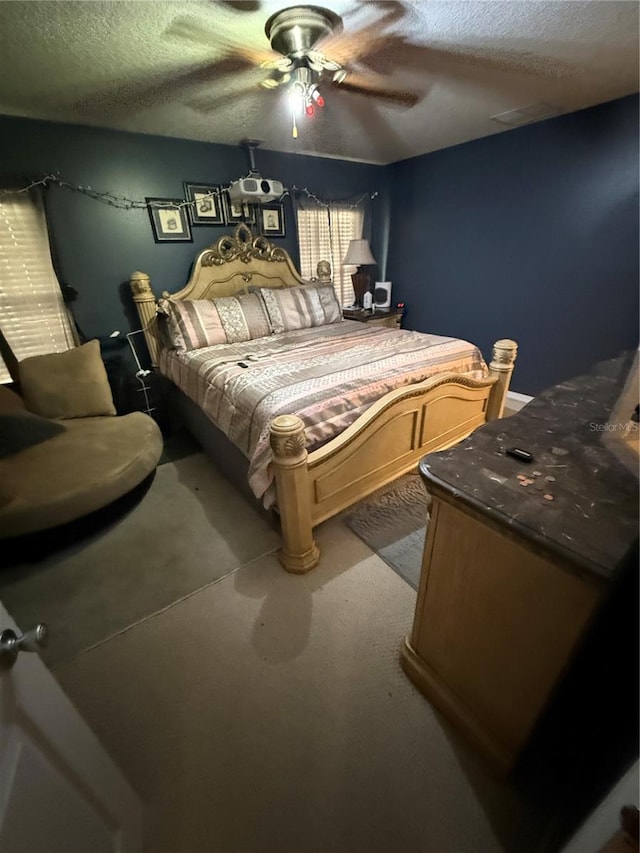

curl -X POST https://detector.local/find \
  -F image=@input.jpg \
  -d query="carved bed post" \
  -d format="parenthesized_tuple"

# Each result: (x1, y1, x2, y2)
(270, 415, 320, 574)
(486, 339, 518, 420)
(129, 271, 159, 367)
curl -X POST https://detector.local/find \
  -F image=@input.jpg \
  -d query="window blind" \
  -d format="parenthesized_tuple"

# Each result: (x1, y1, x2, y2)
(0, 191, 75, 383)
(296, 204, 364, 307)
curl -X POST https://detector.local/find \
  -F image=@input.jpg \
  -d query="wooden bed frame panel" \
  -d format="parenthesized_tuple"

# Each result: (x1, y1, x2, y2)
(130, 225, 518, 573)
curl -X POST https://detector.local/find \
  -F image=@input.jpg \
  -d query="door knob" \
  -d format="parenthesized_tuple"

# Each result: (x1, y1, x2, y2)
(0, 624, 49, 670)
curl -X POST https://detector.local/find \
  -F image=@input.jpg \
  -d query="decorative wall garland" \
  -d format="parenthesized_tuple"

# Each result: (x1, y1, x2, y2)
(0, 173, 378, 212)
(287, 186, 378, 210)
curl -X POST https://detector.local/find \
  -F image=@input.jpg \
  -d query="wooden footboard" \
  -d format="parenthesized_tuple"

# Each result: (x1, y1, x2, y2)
(270, 340, 517, 573)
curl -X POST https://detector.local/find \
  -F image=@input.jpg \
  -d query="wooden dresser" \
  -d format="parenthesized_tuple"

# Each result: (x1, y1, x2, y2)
(401, 352, 639, 780)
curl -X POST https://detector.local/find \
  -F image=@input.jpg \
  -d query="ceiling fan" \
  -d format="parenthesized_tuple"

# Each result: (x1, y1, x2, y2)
(166, 2, 423, 138)
(257, 5, 421, 136)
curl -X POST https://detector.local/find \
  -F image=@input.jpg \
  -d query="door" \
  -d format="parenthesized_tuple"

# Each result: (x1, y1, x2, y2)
(0, 601, 143, 852)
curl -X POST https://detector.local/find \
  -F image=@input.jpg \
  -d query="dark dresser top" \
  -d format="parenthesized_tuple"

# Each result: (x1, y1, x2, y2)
(420, 352, 639, 582)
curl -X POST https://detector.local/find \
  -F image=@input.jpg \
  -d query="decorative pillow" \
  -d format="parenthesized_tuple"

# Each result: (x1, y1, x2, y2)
(0, 385, 26, 414)
(159, 293, 272, 350)
(18, 340, 117, 419)
(215, 292, 272, 343)
(158, 298, 227, 352)
(0, 411, 66, 458)
(260, 283, 342, 334)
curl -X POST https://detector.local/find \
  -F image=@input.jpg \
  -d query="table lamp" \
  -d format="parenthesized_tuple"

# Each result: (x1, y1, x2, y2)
(343, 239, 376, 307)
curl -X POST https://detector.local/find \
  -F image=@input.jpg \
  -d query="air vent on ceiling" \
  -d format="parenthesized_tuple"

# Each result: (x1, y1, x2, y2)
(491, 103, 562, 127)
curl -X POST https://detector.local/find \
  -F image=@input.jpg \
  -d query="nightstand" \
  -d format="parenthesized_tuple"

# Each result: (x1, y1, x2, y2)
(342, 307, 404, 329)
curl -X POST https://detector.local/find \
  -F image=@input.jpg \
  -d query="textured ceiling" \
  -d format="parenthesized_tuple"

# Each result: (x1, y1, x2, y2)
(0, 0, 637, 164)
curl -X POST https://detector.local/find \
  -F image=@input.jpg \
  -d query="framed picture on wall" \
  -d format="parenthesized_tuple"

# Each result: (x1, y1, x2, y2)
(221, 191, 255, 226)
(184, 182, 224, 226)
(259, 203, 285, 238)
(146, 198, 192, 243)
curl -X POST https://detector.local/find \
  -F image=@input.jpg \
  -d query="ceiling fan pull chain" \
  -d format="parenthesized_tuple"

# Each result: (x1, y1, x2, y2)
(292, 107, 298, 139)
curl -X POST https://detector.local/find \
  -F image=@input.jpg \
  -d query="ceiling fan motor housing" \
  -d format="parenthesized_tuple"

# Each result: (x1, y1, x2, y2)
(265, 5, 343, 59)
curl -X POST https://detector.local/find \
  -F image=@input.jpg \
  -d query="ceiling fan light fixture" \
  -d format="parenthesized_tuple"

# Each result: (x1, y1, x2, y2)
(260, 4, 417, 138)
(290, 79, 307, 102)
(308, 50, 341, 72)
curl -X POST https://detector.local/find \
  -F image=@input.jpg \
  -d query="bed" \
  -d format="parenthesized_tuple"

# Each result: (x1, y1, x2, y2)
(130, 224, 517, 573)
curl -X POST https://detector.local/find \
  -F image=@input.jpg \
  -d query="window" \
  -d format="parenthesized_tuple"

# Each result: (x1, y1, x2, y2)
(0, 191, 75, 382)
(296, 203, 364, 307)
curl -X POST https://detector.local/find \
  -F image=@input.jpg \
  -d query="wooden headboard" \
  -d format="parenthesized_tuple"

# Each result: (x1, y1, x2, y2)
(130, 224, 330, 366)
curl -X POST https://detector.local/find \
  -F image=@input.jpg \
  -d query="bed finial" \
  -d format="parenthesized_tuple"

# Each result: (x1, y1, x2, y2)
(316, 259, 332, 282)
(487, 339, 518, 420)
(129, 271, 159, 367)
(270, 415, 320, 574)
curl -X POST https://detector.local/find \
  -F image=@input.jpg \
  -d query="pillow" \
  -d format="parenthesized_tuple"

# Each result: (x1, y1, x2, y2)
(158, 298, 227, 352)
(260, 283, 342, 334)
(215, 292, 272, 343)
(19, 340, 117, 419)
(0, 411, 66, 458)
(159, 292, 272, 351)
(0, 385, 26, 414)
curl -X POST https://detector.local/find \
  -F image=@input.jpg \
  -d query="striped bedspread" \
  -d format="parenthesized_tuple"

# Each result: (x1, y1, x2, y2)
(158, 321, 487, 505)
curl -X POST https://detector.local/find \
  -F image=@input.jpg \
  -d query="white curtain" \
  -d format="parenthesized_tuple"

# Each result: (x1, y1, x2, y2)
(0, 191, 76, 382)
(296, 203, 364, 307)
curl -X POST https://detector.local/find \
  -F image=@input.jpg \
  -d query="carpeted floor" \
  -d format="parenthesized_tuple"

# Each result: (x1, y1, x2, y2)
(55, 517, 531, 853)
(0, 451, 280, 667)
(0, 447, 428, 667)
(1, 440, 545, 852)
(343, 471, 430, 590)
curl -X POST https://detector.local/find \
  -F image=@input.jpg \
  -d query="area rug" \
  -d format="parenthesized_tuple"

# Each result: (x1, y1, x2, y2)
(0, 452, 280, 668)
(342, 472, 431, 590)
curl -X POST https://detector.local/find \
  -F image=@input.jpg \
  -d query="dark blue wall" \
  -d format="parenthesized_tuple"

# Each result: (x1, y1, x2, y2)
(1, 97, 638, 394)
(0, 116, 387, 343)
(386, 95, 639, 395)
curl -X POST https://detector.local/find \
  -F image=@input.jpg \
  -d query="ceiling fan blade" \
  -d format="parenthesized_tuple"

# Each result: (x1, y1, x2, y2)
(317, 28, 393, 67)
(235, 43, 285, 68)
(259, 56, 292, 72)
(315, 0, 405, 66)
(331, 71, 422, 107)
(165, 15, 279, 67)
(218, 0, 261, 11)
(71, 57, 255, 119)
(330, 88, 413, 163)
(187, 83, 260, 114)
(352, 34, 580, 84)
(419, 42, 579, 80)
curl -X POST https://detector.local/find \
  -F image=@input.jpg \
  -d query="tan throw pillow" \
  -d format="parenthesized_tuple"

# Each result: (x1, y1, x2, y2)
(19, 340, 117, 419)
(0, 385, 26, 414)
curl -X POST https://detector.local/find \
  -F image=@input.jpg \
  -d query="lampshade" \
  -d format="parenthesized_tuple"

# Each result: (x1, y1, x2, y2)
(343, 239, 376, 266)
